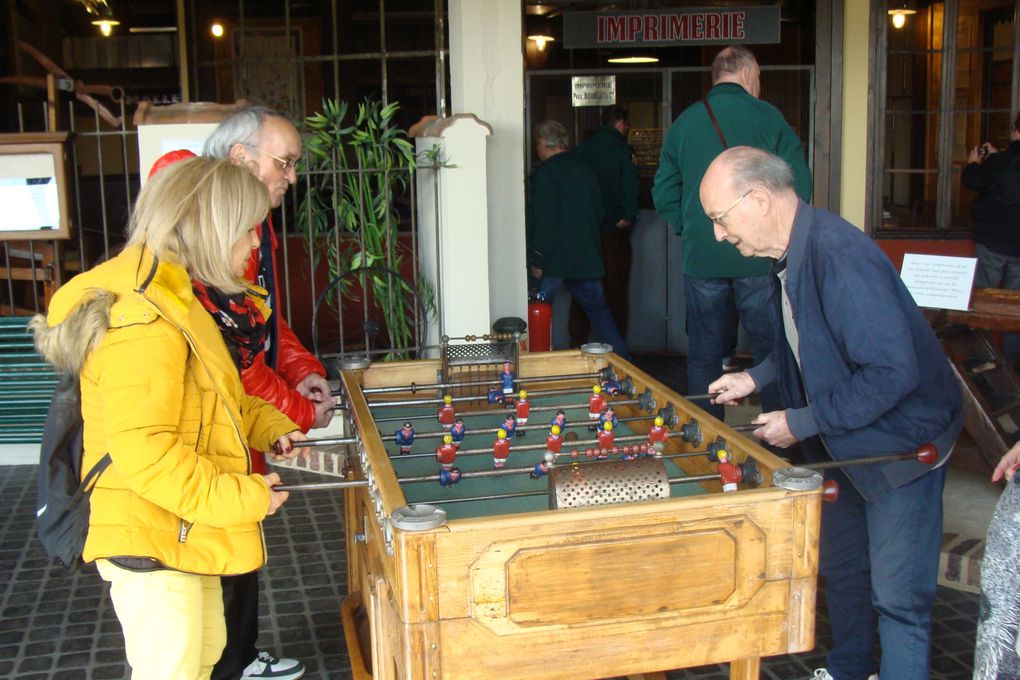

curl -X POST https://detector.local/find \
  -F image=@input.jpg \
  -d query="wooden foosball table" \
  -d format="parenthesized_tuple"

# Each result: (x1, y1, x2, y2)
(332, 344, 823, 680)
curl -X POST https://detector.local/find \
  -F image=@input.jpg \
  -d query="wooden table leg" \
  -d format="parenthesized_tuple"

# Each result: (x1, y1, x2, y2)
(729, 657, 761, 679)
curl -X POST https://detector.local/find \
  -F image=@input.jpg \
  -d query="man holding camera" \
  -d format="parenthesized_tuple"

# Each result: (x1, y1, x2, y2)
(963, 112, 1020, 365)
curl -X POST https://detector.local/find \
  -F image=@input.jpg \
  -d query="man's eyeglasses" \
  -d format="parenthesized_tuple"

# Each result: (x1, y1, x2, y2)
(708, 189, 753, 225)
(247, 144, 297, 173)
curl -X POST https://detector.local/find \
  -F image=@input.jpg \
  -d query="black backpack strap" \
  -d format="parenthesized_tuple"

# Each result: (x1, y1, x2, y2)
(703, 97, 728, 149)
(77, 453, 112, 499)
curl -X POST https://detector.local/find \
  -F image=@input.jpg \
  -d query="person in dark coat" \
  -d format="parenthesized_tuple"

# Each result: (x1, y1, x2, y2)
(705, 146, 963, 680)
(526, 120, 629, 358)
(569, 106, 640, 345)
(652, 46, 812, 420)
(962, 111, 1020, 364)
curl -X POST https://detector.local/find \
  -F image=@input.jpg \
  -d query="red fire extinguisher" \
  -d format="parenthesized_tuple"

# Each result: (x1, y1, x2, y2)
(528, 291, 552, 352)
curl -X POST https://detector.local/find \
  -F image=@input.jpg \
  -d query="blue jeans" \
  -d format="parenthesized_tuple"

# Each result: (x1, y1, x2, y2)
(821, 465, 947, 680)
(683, 274, 776, 419)
(974, 243, 1020, 364)
(541, 277, 630, 359)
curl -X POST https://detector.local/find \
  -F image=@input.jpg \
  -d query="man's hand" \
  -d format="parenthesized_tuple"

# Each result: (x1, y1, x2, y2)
(311, 397, 335, 429)
(751, 411, 798, 448)
(269, 430, 310, 462)
(297, 373, 335, 429)
(262, 472, 288, 515)
(992, 441, 1020, 483)
(297, 373, 331, 401)
(615, 218, 632, 229)
(709, 372, 756, 405)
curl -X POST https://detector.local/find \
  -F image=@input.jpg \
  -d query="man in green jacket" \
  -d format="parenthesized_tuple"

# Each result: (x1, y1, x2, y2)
(527, 120, 630, 358)
(570, 106, 640, 346)
(652, 45, 811, 419)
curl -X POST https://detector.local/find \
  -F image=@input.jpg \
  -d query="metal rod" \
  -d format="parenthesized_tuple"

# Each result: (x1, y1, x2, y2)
(371, 396, 640, 423)
(799, 450, 930, 470)
(274, 480, 368, 492)
(275, 451, 719, 493)
(390, 430, 695, 461)
(358, 370, 604, 395)
(419, 490, 547, 505)
(389, 430, 652, 456)
(299, 436, 357, 447)
(364, 384, 599, 410)
(380, 414, 651, 442)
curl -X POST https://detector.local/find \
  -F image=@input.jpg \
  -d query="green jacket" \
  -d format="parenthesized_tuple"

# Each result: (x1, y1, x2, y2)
(652, 82, 812, 278)
(572, 124, 640, 228)
(527, 150, 606, 279)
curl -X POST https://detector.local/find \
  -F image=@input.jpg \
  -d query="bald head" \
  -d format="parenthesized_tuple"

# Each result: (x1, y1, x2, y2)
(712, 46, 761, 98)
(700, 147, 798, 260)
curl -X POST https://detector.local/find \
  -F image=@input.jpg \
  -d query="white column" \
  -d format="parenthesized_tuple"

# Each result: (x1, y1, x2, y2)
(415, 115, 494, 344)
(448, 0, 528, 326)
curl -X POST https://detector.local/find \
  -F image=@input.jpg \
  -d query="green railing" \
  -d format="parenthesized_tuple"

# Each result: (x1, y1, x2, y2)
(0, 316, 56, 445)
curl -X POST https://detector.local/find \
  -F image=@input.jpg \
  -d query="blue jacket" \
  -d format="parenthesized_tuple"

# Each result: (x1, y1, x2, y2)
(748, 202, 963, 499)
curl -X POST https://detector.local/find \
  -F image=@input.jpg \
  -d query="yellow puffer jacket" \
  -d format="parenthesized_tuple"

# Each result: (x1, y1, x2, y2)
(34, 245, 299, 575)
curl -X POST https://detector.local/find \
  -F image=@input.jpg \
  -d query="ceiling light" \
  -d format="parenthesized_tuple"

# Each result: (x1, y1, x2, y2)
(528, 35, 555, 51)
(888, 4, 916, 30)
(211, 22, 225, 38)
(91, 19, 120, 37)
(607, 56, 659, 64)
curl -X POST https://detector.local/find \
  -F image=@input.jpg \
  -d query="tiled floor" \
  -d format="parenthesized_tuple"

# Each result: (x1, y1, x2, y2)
(0, 353, 985, 679)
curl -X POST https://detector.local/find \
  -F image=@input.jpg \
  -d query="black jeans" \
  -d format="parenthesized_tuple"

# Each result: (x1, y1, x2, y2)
(211, 571, 260, 680)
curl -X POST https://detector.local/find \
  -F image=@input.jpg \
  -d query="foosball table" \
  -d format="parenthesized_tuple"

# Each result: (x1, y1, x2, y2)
(320, 339, 824, 680)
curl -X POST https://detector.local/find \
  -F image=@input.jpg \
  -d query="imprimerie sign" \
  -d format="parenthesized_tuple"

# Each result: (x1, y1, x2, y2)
(563, 6, 781, 49)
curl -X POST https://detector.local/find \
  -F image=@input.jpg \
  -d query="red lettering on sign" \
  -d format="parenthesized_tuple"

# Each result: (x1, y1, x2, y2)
(603, 16, 626, 42)
(644, 15, 659, 41)
(706, 13, 720, 39)
(733, 12, 746, 39)
(628, 15, 642, 41)
(669, 14, 688, 41)
(693, 14, 705, 39)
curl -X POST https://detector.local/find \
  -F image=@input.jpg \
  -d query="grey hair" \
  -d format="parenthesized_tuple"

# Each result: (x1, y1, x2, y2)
(711, 46, 757, 84)
(726, 146, 794, 194)
(203, 105, 290, 159)
(535, 120, 569, 149)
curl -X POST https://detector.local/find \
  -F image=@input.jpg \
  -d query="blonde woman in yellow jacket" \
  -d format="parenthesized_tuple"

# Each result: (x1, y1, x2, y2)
(32, 157, 308, 680)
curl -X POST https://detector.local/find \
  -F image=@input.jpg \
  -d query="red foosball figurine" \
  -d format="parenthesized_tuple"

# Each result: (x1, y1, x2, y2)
(493, 428, 511, 469)
(717, 448, 741, 493)
(437, 394, 456, 429)
(546, 424, 563, 453)
(648, 416, 669, 451)
(597, 421, 615, 450)
(435, 434, 457, 470)
(588, 385, 606, 421)
(515, 390, 530, 435)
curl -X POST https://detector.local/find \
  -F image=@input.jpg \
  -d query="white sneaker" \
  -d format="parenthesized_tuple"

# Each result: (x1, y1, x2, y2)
(240, 651, 305, 680)
(809, 670, 878, 680)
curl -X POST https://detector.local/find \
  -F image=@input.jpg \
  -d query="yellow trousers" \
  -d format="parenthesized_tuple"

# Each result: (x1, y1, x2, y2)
(97, 559, 226, 680)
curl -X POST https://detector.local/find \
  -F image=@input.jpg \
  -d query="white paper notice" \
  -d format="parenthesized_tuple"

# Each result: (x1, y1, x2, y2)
(899, 253, 977, 311)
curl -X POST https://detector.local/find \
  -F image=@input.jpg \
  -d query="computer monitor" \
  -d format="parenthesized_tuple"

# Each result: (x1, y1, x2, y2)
(0, 132, 71, 241)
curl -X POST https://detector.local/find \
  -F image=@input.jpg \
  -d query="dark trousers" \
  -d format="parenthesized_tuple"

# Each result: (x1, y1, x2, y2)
(821, 465, 946, 680)
(211, 571, 260, 680)
(683, 273, 777, 420)
(569, 226, 632, 347)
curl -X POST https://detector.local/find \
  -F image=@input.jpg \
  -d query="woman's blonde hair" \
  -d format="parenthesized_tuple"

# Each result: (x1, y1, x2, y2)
(127, 156, 269, 293)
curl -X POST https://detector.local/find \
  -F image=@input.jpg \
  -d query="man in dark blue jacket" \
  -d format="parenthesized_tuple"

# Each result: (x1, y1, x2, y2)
(704, 147, 963, 680)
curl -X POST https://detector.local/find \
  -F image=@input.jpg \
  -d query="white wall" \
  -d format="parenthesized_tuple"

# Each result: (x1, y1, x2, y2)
(448, 0, 528, 327)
